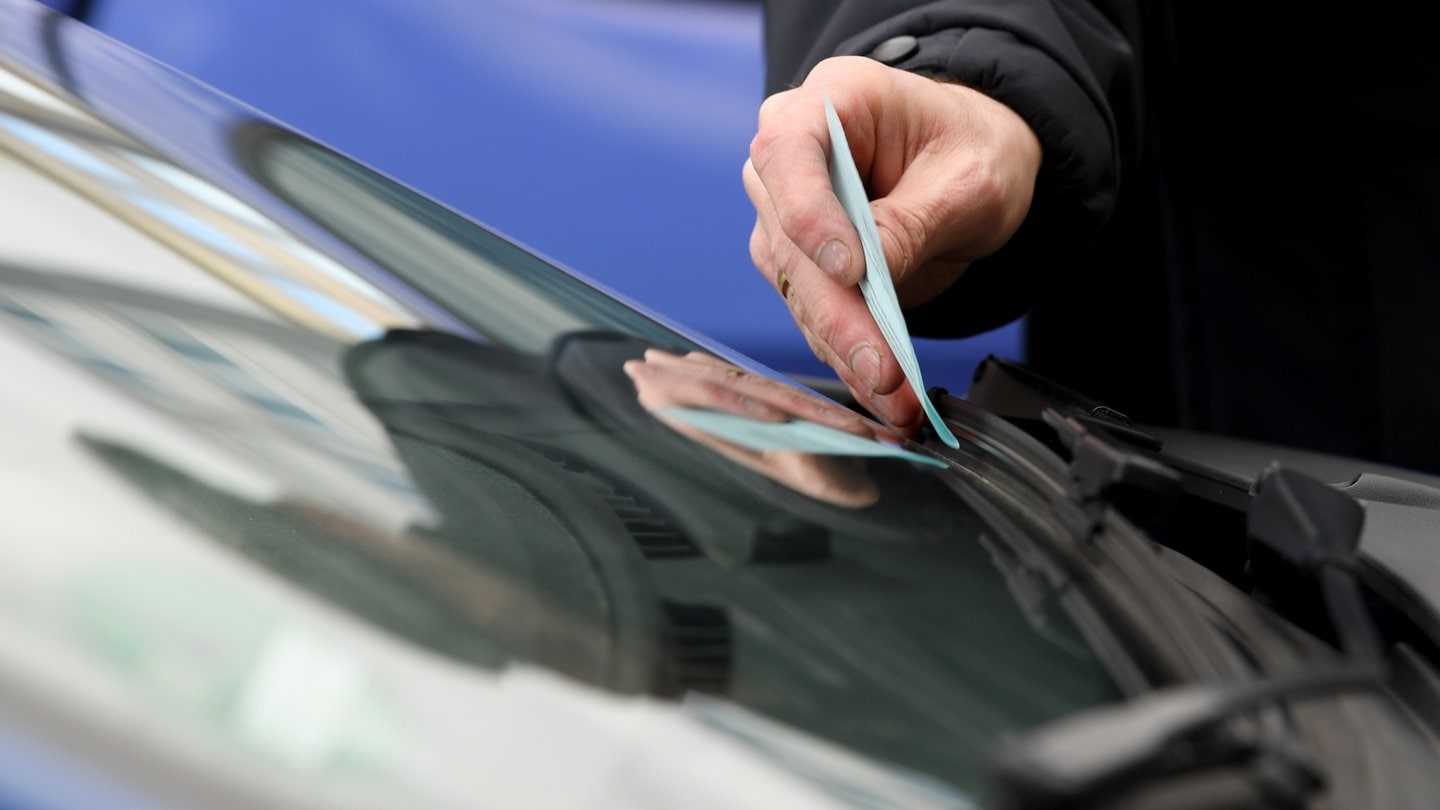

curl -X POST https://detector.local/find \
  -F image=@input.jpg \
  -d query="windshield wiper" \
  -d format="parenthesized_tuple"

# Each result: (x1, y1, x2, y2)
(983, 465, 1388, 809)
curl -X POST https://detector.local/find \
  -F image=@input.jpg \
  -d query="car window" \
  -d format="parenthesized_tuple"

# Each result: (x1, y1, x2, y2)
(239, 124, 701, 356)
(0, 50, 1123, 808)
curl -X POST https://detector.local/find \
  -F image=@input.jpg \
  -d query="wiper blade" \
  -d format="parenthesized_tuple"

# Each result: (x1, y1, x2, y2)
(985, 465, 1391, 809)
(984, 664, 1378, 810)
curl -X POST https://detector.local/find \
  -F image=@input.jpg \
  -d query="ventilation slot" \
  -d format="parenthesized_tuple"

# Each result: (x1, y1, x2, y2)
(663, 600, 732, 694)
(528, 444, 702, 560)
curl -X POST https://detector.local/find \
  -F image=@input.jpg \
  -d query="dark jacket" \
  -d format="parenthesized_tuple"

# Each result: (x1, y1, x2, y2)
(763, 0, 1440, 472)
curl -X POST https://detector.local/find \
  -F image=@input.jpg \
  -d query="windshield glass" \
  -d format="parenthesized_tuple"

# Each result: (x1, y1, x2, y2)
(241, 123, 701, 356)
(0, 40, 1119, 809)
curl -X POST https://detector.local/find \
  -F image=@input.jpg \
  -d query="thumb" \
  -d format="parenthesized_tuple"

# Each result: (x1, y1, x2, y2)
(864, 78, 1041, 302)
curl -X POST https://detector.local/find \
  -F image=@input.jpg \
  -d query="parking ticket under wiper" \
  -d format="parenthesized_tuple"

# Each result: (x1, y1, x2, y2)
(824, 92, 959, 449)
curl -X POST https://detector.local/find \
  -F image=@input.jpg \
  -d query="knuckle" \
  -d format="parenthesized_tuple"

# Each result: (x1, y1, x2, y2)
(784, 206, 830, 249)
(773, 239, 810, 289)
(874, 199, 927, 274)
(751, 95, 794, 160)
(952, 159, 1025, 255)
(796, 321, 832, 367)
(740, 157, 757, 191)
(748, 223, 769, 270)
(962, 161, 1007, 223)
(747, 129, 773, 166)
(756, 90, 788, 128)
(802, 298, 847, 352)
(747, 137, 796, 194)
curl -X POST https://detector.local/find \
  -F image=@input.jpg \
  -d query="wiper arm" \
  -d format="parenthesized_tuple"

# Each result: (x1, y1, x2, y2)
(985, 466, 1390, 809)
(984, 663, 1377, 809)
(1247, 464, 1384, 663)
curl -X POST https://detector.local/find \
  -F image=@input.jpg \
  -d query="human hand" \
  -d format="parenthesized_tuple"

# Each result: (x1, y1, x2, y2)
(743, 56, 1041, 434)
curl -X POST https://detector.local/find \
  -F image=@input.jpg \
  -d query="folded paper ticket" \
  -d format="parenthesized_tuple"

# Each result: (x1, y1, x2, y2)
(824, 92, 959, 448)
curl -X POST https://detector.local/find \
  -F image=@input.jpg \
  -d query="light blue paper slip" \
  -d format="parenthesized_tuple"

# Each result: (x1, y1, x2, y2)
(658, 407, 947, 468)
(823, 92, 960, 449)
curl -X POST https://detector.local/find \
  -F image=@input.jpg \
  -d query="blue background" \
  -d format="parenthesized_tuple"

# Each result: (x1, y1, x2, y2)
(42, 0, 1021, 389)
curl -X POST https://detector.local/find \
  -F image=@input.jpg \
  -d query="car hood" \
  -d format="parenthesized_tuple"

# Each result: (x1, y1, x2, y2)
(0, 3, 1132, 808)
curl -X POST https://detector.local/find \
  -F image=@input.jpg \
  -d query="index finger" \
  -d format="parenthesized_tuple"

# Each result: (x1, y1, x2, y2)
(748, 86, 864, 285)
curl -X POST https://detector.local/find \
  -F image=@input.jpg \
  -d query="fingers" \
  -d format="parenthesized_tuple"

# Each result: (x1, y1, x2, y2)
(748, 79, 864, 285)
(625, 349, 894, 440)
(744, 158, 921, 431)
(625, 351, 786, 422)
(826, 364, 925, 437)
(742, 59, 932, 426)
(744, 57, 1040, 435)
(622, 349, 883, 507)
(752, 61, 1039, 300)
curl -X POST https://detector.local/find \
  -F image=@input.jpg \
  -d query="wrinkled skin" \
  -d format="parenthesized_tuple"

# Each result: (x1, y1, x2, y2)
(743, 56, 1041, 434)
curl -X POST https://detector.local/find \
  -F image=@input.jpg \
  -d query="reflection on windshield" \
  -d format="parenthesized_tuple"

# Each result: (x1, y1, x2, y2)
(0, 74, 419, 340)
(241, 124, 699, 355)
(625, 348, 943, 507)
(0, 51, 1120, 808)
(342, 326, 1120, 790)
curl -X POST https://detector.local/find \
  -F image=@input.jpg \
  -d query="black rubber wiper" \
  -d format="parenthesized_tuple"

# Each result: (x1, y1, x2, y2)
(983, 465, 1388, 809)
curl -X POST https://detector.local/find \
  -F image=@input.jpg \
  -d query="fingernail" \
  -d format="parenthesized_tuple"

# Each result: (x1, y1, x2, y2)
(848, 344, 881, 392)
(817, 239, 850, 280)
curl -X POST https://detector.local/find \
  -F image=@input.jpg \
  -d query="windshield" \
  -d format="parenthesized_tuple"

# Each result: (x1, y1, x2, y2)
(0, 34, 1120, 809)
(239, 124, 698, 356)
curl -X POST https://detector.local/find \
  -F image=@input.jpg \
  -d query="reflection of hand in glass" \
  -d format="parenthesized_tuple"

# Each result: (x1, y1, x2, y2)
(623, 349, 887, 508)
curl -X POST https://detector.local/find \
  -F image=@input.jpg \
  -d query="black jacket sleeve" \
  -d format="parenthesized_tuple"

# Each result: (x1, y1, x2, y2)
(762, 0, 1142, 336)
